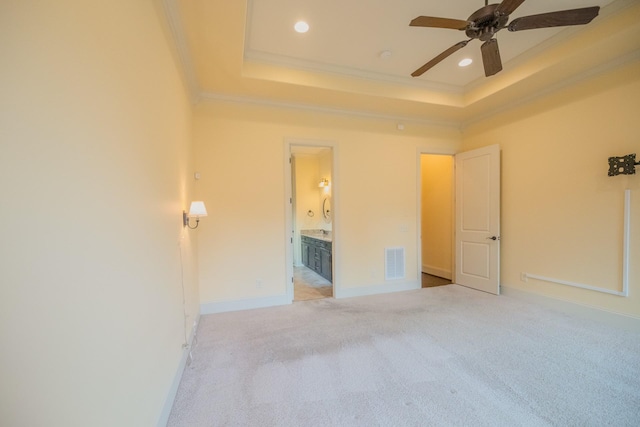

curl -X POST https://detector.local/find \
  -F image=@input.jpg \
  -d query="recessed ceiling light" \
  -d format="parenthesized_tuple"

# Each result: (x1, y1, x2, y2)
(458, 58, 473, 67)
(294, 21, 309, 33)
(379, 50, 393, 59)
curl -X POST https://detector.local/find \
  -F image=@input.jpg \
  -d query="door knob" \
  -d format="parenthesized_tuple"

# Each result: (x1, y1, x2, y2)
(486, 236, 500, 241)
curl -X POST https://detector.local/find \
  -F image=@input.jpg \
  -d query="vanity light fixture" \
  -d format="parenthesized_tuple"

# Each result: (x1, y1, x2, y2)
(318, 178, 329, 188)
(183, 201, 208, 229)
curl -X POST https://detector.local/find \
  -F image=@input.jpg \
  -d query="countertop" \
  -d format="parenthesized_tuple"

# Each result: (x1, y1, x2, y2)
(301, 229, 332, 242)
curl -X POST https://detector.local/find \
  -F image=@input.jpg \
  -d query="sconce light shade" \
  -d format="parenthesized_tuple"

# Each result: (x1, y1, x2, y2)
(318, 178, 329, 188)
(183, 201, 208, 229)
(189, 201, 208, 217)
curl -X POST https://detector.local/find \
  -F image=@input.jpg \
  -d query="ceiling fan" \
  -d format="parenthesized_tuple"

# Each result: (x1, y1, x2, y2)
(410, 0, 600, 77)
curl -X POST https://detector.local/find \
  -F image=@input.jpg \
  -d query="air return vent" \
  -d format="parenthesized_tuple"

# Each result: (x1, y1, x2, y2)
(385, 247, 405, 280)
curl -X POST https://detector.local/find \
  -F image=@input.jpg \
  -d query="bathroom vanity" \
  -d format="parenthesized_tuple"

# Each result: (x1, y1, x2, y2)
(300, 230, 332, 282)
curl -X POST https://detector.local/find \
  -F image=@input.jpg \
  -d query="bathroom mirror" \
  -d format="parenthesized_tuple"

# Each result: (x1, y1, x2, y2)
(322, 197, 331, 222)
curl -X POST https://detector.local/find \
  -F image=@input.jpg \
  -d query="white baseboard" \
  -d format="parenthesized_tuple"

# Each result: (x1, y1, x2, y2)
(157, 313, 201, 427)
(200, 294, 290, 314)
(421, 264, 452, 280)
(501, 285, 640, 332)
(335, 280, 420, 299)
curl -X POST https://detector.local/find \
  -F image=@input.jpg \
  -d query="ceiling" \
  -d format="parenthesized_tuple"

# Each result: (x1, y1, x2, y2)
(245, 0, 615, 88)
(169, 0, 640, 127)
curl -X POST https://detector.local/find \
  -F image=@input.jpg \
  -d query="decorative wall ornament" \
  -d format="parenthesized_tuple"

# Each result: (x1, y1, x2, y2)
(608, 153, 638, 176)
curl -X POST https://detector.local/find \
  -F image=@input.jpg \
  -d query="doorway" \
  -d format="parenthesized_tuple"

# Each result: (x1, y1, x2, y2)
(420, 154, 454, 288)
(288, 144, 334, 302)
(418, 146, 502, 295)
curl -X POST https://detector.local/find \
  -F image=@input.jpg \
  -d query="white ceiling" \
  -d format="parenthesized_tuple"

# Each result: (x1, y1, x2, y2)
(169, 0, 639, 126)
(245, 0, 616, 90)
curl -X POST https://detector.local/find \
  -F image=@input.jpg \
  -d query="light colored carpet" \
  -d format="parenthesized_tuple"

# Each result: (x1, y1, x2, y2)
(167, 285, 640, 426)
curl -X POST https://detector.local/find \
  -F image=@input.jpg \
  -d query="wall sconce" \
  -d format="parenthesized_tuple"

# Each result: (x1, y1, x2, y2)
(183, 201, 208, 229)
(318, 178, 329, 188)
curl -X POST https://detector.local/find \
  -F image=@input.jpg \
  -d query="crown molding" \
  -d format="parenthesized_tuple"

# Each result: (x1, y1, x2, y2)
(199, 92, 463, 130)
(159, 0, 201, 103)
(198, 48, 640, 133)
(243, 50, 465, 95)
(461, 49, 640, 130)
(161, 0, 638, 130)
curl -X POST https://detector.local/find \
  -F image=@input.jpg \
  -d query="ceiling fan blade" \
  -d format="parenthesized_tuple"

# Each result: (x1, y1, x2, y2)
(411, 41, 469, 77)
(410, 16, 469, 30)
(508, 7, 600, 32)
(496, 0, 526, 16)
(481, 39, 502, 77)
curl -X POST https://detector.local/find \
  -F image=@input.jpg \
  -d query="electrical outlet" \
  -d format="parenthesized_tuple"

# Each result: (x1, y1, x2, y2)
(255, 279, 263, 289)
(520, 272, 528, 282)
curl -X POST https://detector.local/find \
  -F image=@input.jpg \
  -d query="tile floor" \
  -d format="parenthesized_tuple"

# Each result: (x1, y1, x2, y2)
(293, 266, 332, 301)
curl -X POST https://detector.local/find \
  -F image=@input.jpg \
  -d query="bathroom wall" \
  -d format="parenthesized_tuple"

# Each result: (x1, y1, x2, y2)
(318, 148, 333, 229)
(293, 152, 327, 265)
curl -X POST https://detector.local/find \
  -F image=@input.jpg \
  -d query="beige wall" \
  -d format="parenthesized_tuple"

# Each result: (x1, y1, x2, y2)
(0, 1, 199, 425)
(194, 101, 461, 307)
(420, 155, 454, 279)
(463, 61, 640, 318)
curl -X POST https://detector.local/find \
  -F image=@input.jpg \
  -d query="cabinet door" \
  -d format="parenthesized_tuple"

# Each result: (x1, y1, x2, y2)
(301, 241, 310, 267)
(313, 245, 321, 272)
(320, 248, 332, 281)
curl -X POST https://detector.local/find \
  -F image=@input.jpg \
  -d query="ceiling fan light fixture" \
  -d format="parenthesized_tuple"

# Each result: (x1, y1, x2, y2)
(458, 58, 473, 67)
(294, 21, 309, 33)
(409, 1, 600, 78)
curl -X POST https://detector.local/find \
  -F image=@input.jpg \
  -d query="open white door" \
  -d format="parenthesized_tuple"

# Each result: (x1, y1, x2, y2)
(455, 145, 500, 295)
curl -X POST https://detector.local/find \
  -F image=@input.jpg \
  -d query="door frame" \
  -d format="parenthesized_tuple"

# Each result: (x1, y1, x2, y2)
(417, 146, 501, 294)
(416, 147, 457, 286)
(284, 138, 338, 303)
